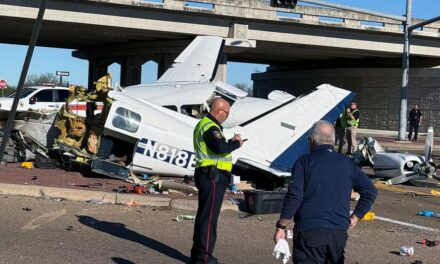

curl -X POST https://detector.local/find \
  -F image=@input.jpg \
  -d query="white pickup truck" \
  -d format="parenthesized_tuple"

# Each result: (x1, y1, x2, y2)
(0, 85, 70, 122)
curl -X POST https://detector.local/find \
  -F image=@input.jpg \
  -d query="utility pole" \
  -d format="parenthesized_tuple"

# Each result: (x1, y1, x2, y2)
(0, 0, 48, 163)
(398, 0, 412, 141)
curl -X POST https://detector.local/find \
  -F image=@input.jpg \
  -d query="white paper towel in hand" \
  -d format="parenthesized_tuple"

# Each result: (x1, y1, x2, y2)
(273, 238, 291, 264)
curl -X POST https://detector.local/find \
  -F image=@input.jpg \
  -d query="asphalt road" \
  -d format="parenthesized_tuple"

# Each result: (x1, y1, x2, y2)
(0, 183, 439, 264)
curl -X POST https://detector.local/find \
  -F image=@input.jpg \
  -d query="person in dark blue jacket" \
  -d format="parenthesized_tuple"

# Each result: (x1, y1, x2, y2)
(273, 120, 377, 264)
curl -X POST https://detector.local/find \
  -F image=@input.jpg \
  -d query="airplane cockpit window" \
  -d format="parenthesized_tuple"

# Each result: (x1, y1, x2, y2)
(162, 105, 178, 112)
(181, 104, 206, 119)
(112, 107, 141, 133)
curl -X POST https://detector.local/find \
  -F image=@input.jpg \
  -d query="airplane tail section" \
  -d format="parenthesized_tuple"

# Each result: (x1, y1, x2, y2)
(234, 84, 355, 176)
(157, 36, 224, 83)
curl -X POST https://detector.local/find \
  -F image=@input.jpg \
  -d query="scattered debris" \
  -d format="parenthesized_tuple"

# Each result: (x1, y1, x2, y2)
(399, 246, 414, 256)
(134, 185, 146, 194)
(431, 190, 440, 196)
(257, 216, 263, 221)
(421, 238, 439, 247)
(86, 199, 104, 205)
(362, 211, 375, 221)
(228, 198, 241, 205)
(39, 190, 50, 200)
(128, 200, 140, 207)
(72, 183, 103, 188)
(182, 175, 193, 184)
(412, 261, 423, 264)
(66, 225, 74, 231)
(22, 207, 32, 211)
(158, 180, 198, 195)
(21, 162, 34, 169)
(30, 176, 38, 181)
(174, 215, 196, 222)
(417, 210, 440, 218)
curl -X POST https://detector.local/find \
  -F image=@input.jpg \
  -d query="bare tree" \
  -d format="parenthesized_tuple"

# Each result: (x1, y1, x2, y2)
(234, 82, 253, 96)
(24, 73, 68, 87)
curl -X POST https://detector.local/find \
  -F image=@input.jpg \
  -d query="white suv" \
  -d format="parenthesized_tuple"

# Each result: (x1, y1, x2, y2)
(0, 85, 70, 121)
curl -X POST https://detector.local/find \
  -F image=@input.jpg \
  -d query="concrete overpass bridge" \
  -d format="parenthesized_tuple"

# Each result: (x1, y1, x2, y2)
(1, 0, 440, 131)
(1, 0, 440, 84)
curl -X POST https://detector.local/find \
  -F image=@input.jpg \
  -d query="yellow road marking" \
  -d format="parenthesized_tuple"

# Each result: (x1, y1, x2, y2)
(374, 181, 434, 196)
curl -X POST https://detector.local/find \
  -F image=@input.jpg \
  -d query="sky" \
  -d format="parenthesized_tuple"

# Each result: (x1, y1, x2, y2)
(0, 0, 439, 88)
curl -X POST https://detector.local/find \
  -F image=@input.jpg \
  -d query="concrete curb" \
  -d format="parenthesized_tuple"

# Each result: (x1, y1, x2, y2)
(0, 183, 240, 212)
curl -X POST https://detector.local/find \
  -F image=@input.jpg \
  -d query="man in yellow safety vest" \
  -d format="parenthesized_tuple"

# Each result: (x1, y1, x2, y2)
(346, 102, 360, 155)
(190, 98, 244, 264)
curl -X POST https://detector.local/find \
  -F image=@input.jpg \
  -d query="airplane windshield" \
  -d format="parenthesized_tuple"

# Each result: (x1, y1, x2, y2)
(214, 86, 238, 102)
(5, 88, 37, 98)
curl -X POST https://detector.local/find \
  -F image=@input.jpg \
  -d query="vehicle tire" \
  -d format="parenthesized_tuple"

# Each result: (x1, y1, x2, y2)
(35, 152, 59, 169)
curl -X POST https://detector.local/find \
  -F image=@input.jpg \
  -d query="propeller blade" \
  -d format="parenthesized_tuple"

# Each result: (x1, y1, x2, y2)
(424, 127, 434, 163)
(385, 172, 420, 185)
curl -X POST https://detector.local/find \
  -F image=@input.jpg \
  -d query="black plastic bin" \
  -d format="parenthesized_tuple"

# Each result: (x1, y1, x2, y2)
(244, 190, 286, 214)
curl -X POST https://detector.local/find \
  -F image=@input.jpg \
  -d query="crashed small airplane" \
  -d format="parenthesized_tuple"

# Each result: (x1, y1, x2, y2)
(7, 36, 355, 187)
(355, 127, 438, 185)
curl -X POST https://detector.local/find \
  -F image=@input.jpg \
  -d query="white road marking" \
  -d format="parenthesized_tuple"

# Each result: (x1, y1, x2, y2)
(374, 215, 440, 232)
(352, 210, 440, 232)
(21, 209, 67, 230)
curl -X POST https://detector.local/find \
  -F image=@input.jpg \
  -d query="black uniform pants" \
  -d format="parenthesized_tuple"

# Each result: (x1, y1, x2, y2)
(190, 166, 229, 264)
(408, 121, 419, 140)
(292, 229, 348, 264)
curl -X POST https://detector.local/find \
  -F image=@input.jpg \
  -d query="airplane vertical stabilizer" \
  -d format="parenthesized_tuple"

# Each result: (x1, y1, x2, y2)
(157, 36, 224, 83)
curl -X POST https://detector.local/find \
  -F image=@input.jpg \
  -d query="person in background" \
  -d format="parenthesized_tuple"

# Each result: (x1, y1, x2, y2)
(273, 120, 377, 264)
(408, 104, 423, 141)
(346, 102, 360, 155)
(334, 110, 347, 153)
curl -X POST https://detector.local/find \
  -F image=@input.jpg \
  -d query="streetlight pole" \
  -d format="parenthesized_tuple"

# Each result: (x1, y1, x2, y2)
(398, 0, 412, 141)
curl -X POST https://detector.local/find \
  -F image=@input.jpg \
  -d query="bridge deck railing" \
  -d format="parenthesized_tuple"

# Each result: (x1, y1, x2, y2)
(121, 0, 440, 37)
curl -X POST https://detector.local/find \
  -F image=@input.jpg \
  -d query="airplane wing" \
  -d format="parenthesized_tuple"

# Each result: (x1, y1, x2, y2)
(157, 36, 224, 83)
(228, 84, 356, 177)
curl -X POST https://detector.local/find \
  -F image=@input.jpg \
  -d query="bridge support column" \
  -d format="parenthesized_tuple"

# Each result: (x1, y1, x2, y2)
(157, 53, 175, 79)
(88, 59, 112, 90)
(214, 54, 227, 81)
(121, 56, 143, 87)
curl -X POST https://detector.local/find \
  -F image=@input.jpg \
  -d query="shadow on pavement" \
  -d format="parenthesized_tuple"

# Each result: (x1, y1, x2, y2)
(111, 257, 135, 264)
(77, 215, 190, 263)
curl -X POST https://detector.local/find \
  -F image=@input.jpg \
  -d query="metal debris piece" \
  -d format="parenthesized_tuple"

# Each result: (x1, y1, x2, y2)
(86, 199, 103, 205)
(66, 225, 74, 231)
(174, 215, 196, 222)
(22, 207, 32, 211)
(30, 176, 38, 181)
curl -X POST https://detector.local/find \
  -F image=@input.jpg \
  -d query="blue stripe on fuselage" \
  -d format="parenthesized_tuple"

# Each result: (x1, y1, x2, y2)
(270, 92, 356, 172)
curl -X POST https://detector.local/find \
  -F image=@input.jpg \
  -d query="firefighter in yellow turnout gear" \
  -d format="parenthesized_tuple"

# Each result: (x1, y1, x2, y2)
(190, 98, 243, 264)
